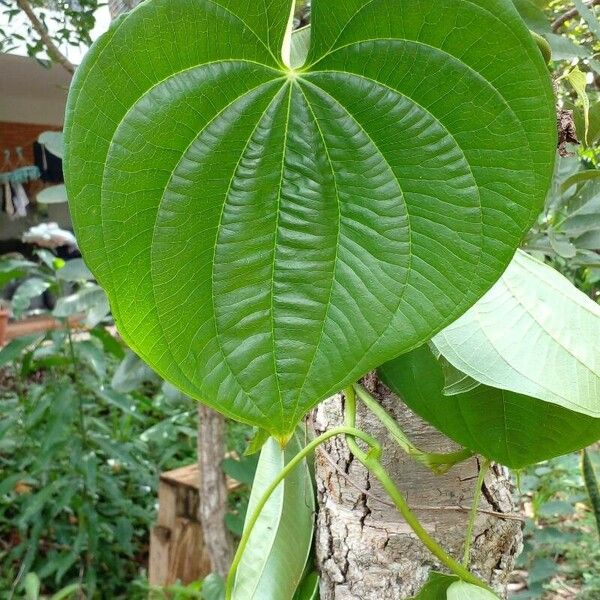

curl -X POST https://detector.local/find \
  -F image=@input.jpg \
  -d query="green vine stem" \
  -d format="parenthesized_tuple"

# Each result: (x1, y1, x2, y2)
(462, 458, 490, 566)
(226, 390, 490, 598)
(343, 386, 490, 591)
(353, 383, 473, 474)
(582, 448, 600, 538)
(225, 425, 381, 600)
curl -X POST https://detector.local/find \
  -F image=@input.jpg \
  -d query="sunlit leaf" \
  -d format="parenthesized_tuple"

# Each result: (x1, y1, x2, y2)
(64, 0, 556, 436)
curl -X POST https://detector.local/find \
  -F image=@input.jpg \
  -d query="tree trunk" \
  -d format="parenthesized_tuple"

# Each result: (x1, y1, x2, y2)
(197, 405, 234, 578)
(314, 376, 522, 599)
(108, 0, 141, 19)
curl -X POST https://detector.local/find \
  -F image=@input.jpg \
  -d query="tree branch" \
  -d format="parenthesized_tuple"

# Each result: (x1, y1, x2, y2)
(552, 0, 600, 31)
(15, 0, 75, 74)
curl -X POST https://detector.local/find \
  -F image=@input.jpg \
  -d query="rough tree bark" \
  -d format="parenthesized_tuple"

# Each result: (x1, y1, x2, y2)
(197, 405, 234, 578)
(314, 375, 522, 599)
(108, 0, 142, 19)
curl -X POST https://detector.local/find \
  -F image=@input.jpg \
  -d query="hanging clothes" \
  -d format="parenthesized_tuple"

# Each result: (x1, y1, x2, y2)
(3, 182, 14, 217)
(11, 183, 29, 218)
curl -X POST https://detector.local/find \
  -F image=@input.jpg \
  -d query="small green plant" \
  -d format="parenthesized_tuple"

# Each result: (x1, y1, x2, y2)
(62, 0, 600, 598)
(514, 450, 600, 599)
(0, 253, 205, 597)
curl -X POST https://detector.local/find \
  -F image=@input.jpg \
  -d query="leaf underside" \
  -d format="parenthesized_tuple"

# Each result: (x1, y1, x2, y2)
(433, 250, 600, 418)
(380, 344, 600, 468)
(64, 0, 556, 436)
(233, 432, 314, 599)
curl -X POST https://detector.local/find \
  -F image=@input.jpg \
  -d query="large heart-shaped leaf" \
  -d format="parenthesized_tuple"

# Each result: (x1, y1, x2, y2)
(64, 0, 556, 437)
(379, 344, 600, 468)
(433, 250, 600, 418)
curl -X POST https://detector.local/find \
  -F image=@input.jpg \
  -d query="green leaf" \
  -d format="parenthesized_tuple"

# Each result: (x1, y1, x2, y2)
(222, 455, 259, 486)
(565, 66, 590, 145)
(111, 350, 158, 393)
(76, 339, 106, 379)
(56, 258, 94, 282)
(12, 277, 51, 316)
(543, 33, 590, 60)
(52, 285, 109, 327)
(0, 335, 42, 368)
(19, 479, 65, 525)
(433, 250, 600, 418)
(560, 169, 600, 193)
(65, 0, 556, 436)
(436, 352, 481, 396)
(292, 571, 319, 600)
(0, 258, 37, 286)
(90, 326, 125, 359)
(379, 344, 600, 468)
(446, 582, 500, 600)
(202, 573, 225, 600)
(50, 584, 80, 600)
(548, 230, 576, 259)
(572, 0, 600, 40)
(290, 26, 310, 69)
(24, 572, 41, 600)
(511, 0, 552, 34)
(232, 432, 315, 599)
(244, 428, 271, 456)
(409, 572, 459, 599)
(569, 101, 600, 146)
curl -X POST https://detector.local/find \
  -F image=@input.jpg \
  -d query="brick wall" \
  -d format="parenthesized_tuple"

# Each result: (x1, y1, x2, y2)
(0, 121, 61, 166)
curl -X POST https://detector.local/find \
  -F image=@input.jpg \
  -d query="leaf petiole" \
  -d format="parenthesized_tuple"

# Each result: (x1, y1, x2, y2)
(462, 458, 491, 567)
(343, 387, 491, 592)
(353, 383, 473, 474)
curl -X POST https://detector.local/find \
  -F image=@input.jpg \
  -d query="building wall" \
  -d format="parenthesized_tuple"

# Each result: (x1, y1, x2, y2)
(0, 121, 70, 244)
(0, 121, 61, 165)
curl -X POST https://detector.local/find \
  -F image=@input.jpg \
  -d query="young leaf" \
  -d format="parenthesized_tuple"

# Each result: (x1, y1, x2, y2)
(64, 0, 556, 437)
(408, 572, 459, 600)
(232, 432, 315, 599)
(433, 250, 600, 418)
(446, 582, 499, 600)
(379, 344, 600, 468)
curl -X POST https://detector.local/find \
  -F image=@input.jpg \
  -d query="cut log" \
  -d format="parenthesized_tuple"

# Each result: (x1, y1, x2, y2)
(148, 464, 238, 588)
